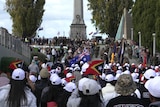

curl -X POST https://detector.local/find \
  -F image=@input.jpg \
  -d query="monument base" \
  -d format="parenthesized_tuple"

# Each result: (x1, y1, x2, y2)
(70, 24, 87, 40)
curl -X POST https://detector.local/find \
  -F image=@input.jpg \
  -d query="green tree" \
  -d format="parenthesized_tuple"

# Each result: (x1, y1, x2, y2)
(87, 0, 133, 37)
(5, 0, 45, 38)
(155, 0, 160, 52)
(132, 0, 160, 52)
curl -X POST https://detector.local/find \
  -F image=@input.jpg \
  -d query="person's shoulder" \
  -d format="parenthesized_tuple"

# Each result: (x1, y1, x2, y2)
(149, 101, 160, 107)
(108, 95, 121, 101)
(0, 84, 10, 100)
(25, 87, 36, 98)
(0, 84, 10, 94)
(0, 84, 10, 89)
(107, 95, 145, 107)
(109, 95, 141, 102)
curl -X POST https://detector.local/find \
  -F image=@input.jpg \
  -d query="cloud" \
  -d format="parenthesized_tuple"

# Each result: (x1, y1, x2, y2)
(0, 0, 96, 39)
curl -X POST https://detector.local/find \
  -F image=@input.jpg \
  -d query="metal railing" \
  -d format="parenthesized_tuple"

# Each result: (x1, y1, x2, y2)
(0, 27, 31, 59)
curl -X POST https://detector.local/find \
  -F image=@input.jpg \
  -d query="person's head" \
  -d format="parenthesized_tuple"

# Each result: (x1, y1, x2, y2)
(115, 74, 137, 96)
(82, 78, 101, 95)
(79, 78, 102, 107)
(39, 68, 50, 79)
(47, 74, 63, 102)
(105, 74, 116, 85)
(50, 74, 61, 86)
(145, 76, 160, 102)
(142, 69, 156, 83)
(8, 68, 27, 107)
(78, 77, 89, 96)
(103, 64, 111, 74)
(63, 82, 77, 93)
(143, 69, 156, 80)
(33, 55, 38, 61)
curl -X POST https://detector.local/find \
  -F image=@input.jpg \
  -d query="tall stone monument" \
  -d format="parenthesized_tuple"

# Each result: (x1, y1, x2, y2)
(70, 0, 87, 40)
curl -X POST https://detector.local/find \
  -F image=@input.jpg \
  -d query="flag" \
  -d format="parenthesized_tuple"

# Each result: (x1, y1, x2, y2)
(65, 76, 76, 82)
(69, 56, 79, 66)
(69, 48, 91, 66)
(78, 48, 89, 59)
(110, 53, 115, 63)
(92, 30, 99, 36)
(84, 60, 104, 76)
(113, 43, 117, 54)
(118, 39, 125, 64)
(81, 54, 91, 63)
(9, 60, 23, 70)
(57, 31, 60, 35)
(78, 48, 91, 62)
(38, 27, 43, 31)
(89, 32, 93, 35)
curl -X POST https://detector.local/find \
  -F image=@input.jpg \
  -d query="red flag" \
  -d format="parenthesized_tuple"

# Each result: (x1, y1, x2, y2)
(84, 60, 104, 75)
(65, 76, 76, 82)
(9, 60, 23, 70)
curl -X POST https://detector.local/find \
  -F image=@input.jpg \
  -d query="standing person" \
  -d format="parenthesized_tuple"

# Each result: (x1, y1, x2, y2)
(0, 73, 10, 106)
(51, 47, 57, 63)
(102, 74, 117, 106)
(58, 82, 77, 107)
(128, 45, 133, 59)
(2, 68, 37, 107)
(41, 73, 63, 107)
(95, 46, 100, 58)
(145, 76, 160, 107)
(67, 77, 89, 107)
(34, 68, 50, 107)
(106, 74, 145, 107)
(59, 43, 64, 60)
(33, 56, 40, 66)
(79, 78, 104, 107)
(138, 69, 156, 107)
(103, 52, 109, 64)
(100, 47, 105, 59)
(146, 47, 150, 64)
(72, 66, 82, 86)
(28, 60, 39, 77)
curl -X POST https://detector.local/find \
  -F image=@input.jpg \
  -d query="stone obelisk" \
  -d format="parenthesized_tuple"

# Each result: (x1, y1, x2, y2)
(70, 0, 87, 40)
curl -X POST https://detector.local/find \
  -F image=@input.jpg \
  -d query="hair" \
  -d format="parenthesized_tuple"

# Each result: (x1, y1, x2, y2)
(46, 84, 63, 103)
(58, 90, 72, 107)
(78, 90, 85, 97)
(106, 80, 116, 86)
(7, 79, 27, 107)
(150, 94, 160, 102)
(79, 93, 102, 107)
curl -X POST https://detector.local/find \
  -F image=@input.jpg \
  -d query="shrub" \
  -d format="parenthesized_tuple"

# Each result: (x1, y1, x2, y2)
(0, 57, 16, 72)
(31, 52, 47, 63)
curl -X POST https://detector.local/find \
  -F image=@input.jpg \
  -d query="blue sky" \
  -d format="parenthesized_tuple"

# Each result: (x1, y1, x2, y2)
(0, 0, 96, 39)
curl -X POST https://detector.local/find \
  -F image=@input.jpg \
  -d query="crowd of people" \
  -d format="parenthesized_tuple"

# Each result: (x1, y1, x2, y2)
(0, 38, 160, 107)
